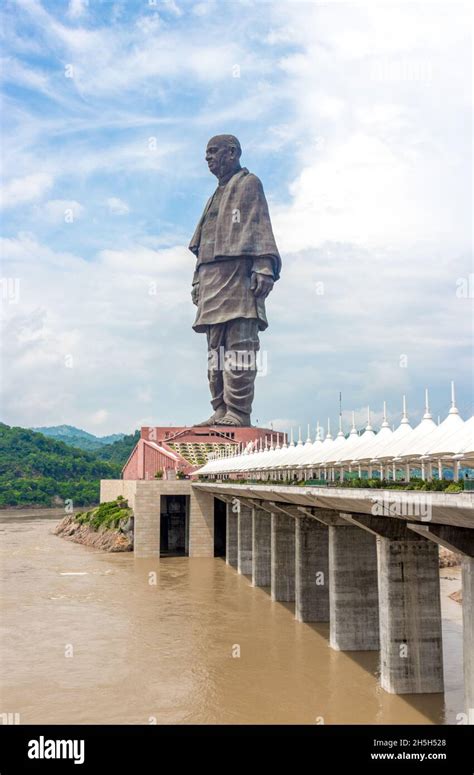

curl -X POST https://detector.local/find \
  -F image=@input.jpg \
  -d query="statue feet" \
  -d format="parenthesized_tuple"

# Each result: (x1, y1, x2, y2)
(193, 406, 226, 427)
(215, 410, 251, 427)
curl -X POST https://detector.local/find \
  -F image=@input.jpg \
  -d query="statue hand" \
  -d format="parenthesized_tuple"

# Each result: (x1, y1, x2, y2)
(250, 271, 274, 299)
(191, 282, 199, 306)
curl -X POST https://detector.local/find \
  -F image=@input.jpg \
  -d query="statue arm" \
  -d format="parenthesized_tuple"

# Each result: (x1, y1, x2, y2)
(250, 255, 275, 299)
(238, 174, 281, 281)
(252, 255, 277, 277)
(191, 264, 200, 306)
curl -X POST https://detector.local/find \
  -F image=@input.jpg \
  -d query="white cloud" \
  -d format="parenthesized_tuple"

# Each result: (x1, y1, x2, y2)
(273, 132, 427, 252)
(68, 0, 88, 20)
(192, 1, 216, 16)
(0, 173, 53, 208)
(0, 233, 201, 432)
(39, 199, 84, 223)
(106, 197, 130, 215)
(14, 0, 247, 97)
(0, 56, 52, 96)
(268, 1, 471, 255)
(161, 0, 183, 16)
(0, 130, 182, 202)
(89, 409, 109, 426)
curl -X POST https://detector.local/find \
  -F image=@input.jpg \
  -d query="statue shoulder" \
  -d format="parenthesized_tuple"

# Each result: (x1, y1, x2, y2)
(239, 170, 264, 193)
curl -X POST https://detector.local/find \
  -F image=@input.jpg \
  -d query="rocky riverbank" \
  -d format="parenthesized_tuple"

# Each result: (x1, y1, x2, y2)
(54, 498, 133, 552)
(439, 546, 462, 568)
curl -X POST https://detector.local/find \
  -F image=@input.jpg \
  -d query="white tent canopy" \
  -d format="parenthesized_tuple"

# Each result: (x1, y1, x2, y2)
(196, 383, 470, 482)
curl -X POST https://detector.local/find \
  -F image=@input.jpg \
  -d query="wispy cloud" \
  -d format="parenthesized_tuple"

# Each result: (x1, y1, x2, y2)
(67, 0, 88, 21)
(106, 197, 129, 215)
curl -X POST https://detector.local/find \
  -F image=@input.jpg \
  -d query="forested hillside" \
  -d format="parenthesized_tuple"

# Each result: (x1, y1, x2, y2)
(32, 425, 125, 452)
(94, 430, 140, 464)
(0, 424, 122, 507)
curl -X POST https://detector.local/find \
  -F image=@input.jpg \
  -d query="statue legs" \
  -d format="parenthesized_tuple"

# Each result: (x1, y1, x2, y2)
(195, 318, 259, 427)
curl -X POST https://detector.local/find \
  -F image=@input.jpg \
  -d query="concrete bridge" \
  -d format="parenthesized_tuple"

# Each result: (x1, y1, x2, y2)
(100, 477, 473, 720)
(196, 482, 473, 715)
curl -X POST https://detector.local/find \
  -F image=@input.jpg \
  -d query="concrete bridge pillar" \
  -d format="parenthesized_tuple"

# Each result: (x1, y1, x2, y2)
(463, 557, 474, 717)
(188, 488, 214, 557)
(377, 536, 443, 693)
(329, 524, 380, 650)
(237, 502, 253, 576)
(408, 524, 474, 709)
(295, 517, 329, 622)
(344, 515, 444, 694)
(252, 507, 271, 587)
(133, 482, 161, 558)
(225, 501, 238, 569)
(271, 513, 295, 602)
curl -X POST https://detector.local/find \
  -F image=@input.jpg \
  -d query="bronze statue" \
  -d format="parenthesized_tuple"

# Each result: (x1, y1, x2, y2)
(189, 135, 281, 427)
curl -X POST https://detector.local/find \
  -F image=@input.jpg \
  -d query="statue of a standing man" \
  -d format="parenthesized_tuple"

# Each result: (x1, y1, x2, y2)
(189, 134, 281, 427)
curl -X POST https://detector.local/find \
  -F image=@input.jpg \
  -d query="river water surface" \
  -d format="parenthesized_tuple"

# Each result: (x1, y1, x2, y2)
(0, 514, 464, 724)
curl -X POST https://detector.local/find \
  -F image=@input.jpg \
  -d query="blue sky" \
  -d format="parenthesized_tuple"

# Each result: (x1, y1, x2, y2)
(1, 0, 472, 435)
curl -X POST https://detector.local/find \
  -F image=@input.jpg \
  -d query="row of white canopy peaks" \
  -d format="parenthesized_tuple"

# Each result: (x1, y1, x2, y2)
(196, 383, 474, 477)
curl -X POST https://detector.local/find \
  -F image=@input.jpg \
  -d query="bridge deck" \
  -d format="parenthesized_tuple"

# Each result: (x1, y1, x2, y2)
(193, 483, 474, 528)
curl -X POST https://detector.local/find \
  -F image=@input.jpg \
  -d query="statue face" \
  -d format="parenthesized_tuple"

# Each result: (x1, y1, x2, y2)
(206, 137, 239, 179)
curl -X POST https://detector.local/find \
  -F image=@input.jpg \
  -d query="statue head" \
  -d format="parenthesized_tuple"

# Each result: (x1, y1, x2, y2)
(205, 134, 242, 180)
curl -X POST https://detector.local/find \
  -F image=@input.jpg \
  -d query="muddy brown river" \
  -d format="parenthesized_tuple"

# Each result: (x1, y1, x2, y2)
(0, 514, 464, 724)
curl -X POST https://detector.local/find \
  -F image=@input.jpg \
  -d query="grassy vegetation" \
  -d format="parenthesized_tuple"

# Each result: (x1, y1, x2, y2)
(301, 477, 464, 492)
(198, 476, 466, 493)
(75, 497, 133, 531)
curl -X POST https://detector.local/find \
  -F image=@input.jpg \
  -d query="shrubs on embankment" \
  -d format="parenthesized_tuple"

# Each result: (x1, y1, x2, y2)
(301, 478, 465, 492)
(54, 497, 134, 552)
(200, 477, 466, 492)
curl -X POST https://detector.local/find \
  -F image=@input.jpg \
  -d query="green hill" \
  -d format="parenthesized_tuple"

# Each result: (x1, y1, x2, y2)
(95, 430, 140, 464)
(0, 423, 122, 508)
(32, 424, 125, 452)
